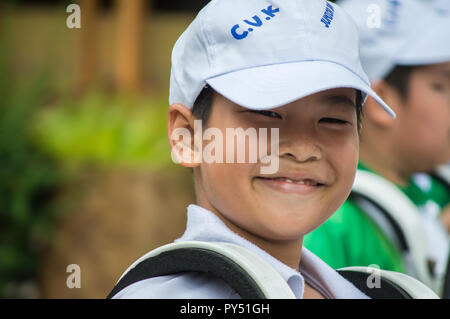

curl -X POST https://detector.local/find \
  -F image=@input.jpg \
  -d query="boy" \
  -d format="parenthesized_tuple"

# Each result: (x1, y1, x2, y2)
(112, 0, 394, 299)
(304, 0, 450, 286)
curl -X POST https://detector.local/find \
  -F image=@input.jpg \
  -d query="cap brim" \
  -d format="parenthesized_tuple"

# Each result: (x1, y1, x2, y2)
(395, 15, 450, 66)
(206, 60, 396, 118)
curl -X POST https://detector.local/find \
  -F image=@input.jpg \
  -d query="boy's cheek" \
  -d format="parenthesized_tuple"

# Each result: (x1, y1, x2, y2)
(201, 162, 252, 192)
(403, 109, 450, 165)
(334, 143, 359, 189)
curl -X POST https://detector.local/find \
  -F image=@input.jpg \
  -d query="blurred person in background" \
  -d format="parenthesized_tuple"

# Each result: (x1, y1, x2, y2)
(304, 0, 450, 295)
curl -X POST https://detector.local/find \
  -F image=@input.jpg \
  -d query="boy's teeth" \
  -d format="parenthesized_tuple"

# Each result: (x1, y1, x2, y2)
(276, 178, 318, 186)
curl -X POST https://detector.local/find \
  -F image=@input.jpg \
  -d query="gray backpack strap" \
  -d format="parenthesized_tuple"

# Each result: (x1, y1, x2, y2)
(430, 164, 450, 299)
(107, 241, 296, 299)
(108, 241, 439, 299)
(338, 267, 439, 299)
(443, 261, 450, 299)
(432, 164, 450, 188)
(351, 170, 436, 291)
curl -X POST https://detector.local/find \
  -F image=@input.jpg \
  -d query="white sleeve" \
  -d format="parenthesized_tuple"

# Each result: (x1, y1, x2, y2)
(111, 272, 240, 299)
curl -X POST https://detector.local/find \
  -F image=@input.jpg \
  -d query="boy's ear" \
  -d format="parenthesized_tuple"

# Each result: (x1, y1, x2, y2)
(168, 103, 201, 168)
(364, 80, 401, 127)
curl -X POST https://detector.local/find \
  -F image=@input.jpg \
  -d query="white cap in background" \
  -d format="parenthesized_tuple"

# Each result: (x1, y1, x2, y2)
(337, 0, 450, 81)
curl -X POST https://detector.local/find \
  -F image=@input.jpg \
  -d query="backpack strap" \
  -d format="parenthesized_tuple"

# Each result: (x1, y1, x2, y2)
(430, 164, 450, 299)
(443, 260, 450, 299)
(108, 241, 439, 299)
(431, 164, 450, 188)
(337, 267, 439, 299)
(351, 169, 435, 290)
(107, 241, 296, 299)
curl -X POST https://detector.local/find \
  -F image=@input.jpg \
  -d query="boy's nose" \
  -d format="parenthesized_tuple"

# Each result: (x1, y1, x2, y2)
(279, 139, 323, 163)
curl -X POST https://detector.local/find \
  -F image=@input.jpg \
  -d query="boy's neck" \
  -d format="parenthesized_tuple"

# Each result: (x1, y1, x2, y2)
(359, 146, 411, 187)
(196, 202, 304, 271)
(227, 224, 304, 272)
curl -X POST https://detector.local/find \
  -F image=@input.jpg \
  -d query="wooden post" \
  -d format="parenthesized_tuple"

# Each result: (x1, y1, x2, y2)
(77, 0, 99, 92)
(114, 0, 147, 94)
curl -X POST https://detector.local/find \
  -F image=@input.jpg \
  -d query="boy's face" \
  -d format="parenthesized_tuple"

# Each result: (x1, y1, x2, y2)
(393, 62, 450, 171)
(193, 88, 359, 242)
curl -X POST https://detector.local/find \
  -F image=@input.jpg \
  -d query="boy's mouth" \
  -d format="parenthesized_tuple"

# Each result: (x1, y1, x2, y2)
(255, 174, 326, 195)
(258, 177, 323, 186)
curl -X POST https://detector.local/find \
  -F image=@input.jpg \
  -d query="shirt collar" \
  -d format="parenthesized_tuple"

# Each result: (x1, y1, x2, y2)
(176, 204, 369, 299)
(176, 204, 305, 298)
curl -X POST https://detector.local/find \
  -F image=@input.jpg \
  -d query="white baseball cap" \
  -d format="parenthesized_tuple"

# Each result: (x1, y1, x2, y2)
(432, 0, 450, 14)
(169, 0, 395, 118)
(337, 0, 450, 81)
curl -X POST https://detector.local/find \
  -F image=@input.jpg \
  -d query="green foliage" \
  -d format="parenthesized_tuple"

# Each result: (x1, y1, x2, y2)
(0, 8, 173, 296)
(33, 94, 173, 171)
(0, 46, 64, 297)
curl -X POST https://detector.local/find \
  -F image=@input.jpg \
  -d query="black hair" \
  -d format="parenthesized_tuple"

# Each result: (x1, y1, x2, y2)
(192, 85, 215, 124)
(383, 65, 416, 98)
(192, 85, 364, 129)
(355, 90, 364, 130)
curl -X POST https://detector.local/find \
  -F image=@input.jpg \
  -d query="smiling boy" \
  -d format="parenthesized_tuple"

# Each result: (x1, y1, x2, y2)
(174, 88, 361, 267)
(111, 0, 394, 299)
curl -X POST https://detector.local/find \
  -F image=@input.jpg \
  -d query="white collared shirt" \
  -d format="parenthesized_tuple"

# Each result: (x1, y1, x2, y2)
(112, 204, 369, 299)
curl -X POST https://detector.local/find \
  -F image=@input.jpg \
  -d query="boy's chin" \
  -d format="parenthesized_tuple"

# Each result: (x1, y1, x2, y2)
(254, 206, 327, 240)
(258, 196, 328, 217)
(253, 223, 311, 243)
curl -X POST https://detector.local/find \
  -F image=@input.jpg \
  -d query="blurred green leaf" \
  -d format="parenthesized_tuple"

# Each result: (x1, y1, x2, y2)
(0, 34, 64, 297)
(33, 93, 173, 170)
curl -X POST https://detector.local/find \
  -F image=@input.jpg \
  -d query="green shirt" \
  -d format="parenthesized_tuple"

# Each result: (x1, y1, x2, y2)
(403, 172, 450, 211)
(304, 162, 450, 273)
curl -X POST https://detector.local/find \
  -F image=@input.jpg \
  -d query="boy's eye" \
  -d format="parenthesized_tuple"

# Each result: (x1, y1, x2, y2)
(319, 117, 350, 125)
(249, 110, 282, 119)
(431, 82, 449, 92)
